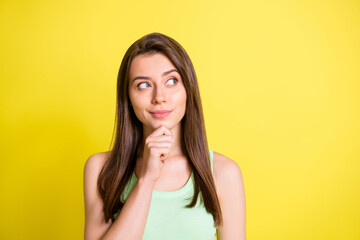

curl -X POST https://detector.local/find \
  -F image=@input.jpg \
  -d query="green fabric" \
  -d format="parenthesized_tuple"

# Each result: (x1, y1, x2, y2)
(114, 149, 216, 240)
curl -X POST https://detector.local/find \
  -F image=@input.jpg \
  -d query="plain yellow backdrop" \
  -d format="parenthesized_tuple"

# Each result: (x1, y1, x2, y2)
(1, 0, 359, 239)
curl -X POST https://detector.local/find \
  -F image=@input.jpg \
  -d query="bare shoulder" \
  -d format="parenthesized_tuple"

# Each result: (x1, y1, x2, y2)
(212, 151, 244, 187)
(83, 150, 111, 200)
(83, 151, 113, 239)
(84, 151, 111, 175)
(212, 151, 246, 239)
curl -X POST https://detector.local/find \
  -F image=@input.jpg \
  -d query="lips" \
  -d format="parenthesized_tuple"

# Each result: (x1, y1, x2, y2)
(150, 110, 172, 119)
(151, 110, 171, 114)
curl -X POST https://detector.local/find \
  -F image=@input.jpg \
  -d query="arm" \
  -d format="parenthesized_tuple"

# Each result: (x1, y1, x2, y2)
(83, 126, 173, 240)
(213, 152, 246, 240)
(83, 152, 155, 240)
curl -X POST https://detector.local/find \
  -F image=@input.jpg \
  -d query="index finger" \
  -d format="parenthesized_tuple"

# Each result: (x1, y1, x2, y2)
(151, 125, 172, 137)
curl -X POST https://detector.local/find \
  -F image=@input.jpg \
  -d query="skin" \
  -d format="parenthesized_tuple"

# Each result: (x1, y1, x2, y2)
(128, 52, 189, 189)
(83, 53, 246, 240)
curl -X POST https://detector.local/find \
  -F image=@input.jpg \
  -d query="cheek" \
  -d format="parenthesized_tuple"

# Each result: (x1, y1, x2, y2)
(129, 90, 145, 108)
(131, 98, 147, 112)
(130, 101, 146, 123)
(181, 89, 187, 104)
(174, 89, 187, 110)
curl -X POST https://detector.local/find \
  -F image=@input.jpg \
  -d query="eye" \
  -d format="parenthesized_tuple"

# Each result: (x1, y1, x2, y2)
(137, 82, 150, 89)
(166, 78, 178, 85)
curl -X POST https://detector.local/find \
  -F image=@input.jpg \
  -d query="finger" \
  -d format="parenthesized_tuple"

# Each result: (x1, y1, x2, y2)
(147, 142, 172, 149)
(150, 125, 172, 137)
(147, 135, 172, 143)
(149, 147, 172, 157)
(160, 152, 169, 160)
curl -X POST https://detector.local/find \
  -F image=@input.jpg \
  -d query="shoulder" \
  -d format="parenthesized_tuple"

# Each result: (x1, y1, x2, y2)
(83, 151, 111, 182)
(212, 151, 243, 184)
(84, 151, 111, 170)
(212, 151, 244, 198)
(83, 151, 113, 238)
(212, 151, 246, 238)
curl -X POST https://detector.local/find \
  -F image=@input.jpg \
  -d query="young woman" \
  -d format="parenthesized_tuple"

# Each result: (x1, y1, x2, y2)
(83, 32, 246, 240)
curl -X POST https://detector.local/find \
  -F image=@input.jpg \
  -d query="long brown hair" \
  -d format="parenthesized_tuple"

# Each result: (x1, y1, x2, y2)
(97, 32, 222, 226)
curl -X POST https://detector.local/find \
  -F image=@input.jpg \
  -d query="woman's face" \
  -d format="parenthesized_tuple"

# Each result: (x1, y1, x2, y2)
(128, 52, 187, 132)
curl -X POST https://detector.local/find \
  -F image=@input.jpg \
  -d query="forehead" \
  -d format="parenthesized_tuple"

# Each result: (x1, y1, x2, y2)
(129, 53, 178, 77)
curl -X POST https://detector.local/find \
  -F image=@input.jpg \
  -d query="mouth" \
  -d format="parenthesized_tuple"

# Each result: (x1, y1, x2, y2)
(150, 110, 172, 119)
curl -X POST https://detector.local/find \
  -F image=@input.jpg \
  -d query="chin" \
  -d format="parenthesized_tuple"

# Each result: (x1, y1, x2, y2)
(146, 121, 180, 131)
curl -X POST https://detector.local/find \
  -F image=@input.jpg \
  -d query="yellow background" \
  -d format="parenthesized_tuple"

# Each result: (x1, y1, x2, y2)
(1, 0, 359, 239)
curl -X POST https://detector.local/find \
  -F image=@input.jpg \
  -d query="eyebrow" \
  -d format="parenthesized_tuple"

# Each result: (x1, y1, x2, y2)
(132, 69, 179, 82)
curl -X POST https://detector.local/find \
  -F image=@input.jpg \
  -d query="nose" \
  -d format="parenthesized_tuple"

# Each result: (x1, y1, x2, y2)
(151, 85, 167, 104)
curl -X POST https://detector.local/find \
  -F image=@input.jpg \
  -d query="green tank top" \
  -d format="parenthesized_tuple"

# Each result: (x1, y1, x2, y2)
(113, 149, 216, 240)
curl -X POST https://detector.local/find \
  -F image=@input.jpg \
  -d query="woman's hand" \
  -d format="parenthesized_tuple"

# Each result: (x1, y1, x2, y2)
(139, 125, 173, 184)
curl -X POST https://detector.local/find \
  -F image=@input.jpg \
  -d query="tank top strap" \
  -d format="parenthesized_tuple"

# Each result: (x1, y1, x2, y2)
(209, 149, 214, 174)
